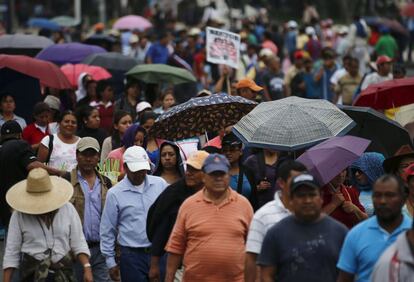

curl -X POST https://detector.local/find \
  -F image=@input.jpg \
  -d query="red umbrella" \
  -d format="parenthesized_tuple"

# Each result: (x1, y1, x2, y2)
(0, 54, 71, 89)
(353, 77, 414, 110)
(401, 3, 414, 17)
(60, 64, 112, 88)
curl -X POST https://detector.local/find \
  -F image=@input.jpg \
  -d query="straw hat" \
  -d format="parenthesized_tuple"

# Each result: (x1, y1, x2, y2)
(6, 168, 73, 215)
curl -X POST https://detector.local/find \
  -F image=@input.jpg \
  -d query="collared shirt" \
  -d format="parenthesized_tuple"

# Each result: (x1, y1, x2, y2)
(166, 188, 253, 282)
(337, 215, 412, 282)
(100, 175, 167, 268)
(77, 170, 101, 242)
(22, 123, 49, 145)
(3, 203, 90, 269)
(0, 114, 26, 130)
(246, 191, 291, 254)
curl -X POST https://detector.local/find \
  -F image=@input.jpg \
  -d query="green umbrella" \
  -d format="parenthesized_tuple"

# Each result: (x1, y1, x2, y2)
(126, 64, 196, 85)
(51, 16, 80, 27)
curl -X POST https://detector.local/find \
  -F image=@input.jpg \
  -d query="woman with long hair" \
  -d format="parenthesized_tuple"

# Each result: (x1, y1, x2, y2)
(153, 142, 185, 184)
(76, 105, 108, 148)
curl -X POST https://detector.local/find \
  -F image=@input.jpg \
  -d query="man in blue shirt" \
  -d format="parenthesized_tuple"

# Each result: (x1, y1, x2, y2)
(337, 174, 412, 282)
(100, 146, 168, 282)
(145, 32, 170, 64)
(70, 137, 112, 282)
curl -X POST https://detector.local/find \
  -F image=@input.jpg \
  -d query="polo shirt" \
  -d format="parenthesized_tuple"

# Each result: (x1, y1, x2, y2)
(337, 215, 412, 282)
(22, 123, 49, 145)
(166, 188, 253, 282)
(146, 42, 169, 64)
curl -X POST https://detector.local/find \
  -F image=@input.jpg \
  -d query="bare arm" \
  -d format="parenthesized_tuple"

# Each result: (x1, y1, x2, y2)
(3, 268, 14, 282)
(77, 253, 93, 282)
(337, 270, 354, 282)
(260, 266, 276, 282)
(37, 143, 49, 163)
(165, 253, 183, 282)
(245, 252, 261, 282)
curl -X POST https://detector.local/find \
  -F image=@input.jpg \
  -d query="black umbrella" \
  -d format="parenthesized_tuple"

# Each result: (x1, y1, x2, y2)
(151, 93, 257, 140)
(83, 34, 116, 51)
(339, 105, 412, 157)
(82, 52, 138, 72)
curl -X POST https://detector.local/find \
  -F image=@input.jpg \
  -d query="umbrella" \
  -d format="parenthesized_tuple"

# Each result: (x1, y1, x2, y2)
(83, 52, 139, 72)
(0, 34, 54, 57)
(36, 43, 107, 65)
(27, 18, 61, 31)
(83, 34, 116, 51)
(126, 64, 196, 85)
(395, 104, 414, 127)
(339, 105, 412, 157)
(51, 16, 80, 27)
(60, 64, 112, 88)
(232, 96, 355, 151)
(0, 54, 71, 89)
(113, 15, 152, 31)
(150, 93, 257, 140)
(353, 77, 414, 110)
(363, 16, 408, 36)
(297, 136, 371, 186)
(401, 3, 414, 17)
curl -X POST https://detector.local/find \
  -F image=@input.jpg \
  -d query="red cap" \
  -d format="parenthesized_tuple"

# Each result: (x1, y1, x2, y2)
(376, 55, 392, 65)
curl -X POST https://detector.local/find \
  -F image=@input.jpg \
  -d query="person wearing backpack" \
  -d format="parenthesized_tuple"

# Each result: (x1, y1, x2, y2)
(347, 16, 371, 75)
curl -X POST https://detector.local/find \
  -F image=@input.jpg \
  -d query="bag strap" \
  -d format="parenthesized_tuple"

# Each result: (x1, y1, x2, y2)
(45, 134, 54, 164)
(236, 166, 244, 194)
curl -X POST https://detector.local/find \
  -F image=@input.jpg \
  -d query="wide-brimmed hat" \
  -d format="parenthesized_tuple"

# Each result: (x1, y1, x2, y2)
(383, 144, 414, 173)
(6, 168, 73, 215)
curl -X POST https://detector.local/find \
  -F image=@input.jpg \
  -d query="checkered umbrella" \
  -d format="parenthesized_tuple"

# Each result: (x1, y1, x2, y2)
(232, 96, 356, 151)
(150, 93, 257, 140)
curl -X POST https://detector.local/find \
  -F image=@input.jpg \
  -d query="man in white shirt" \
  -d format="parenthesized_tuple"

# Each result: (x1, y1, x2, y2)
(361, 55, 393, 90)
(244, 160, 307, 282)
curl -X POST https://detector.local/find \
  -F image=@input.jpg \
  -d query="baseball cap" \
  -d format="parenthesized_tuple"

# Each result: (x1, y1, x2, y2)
(376, 55, 392, 65)
(44, 95, 61, 111)
(196, 89, 212, 97)
(123, 146, 150, 172)
(186, 150, 209, 170)
(290, 173, 320, 193)
(1, 120, 22, 136)
(305, 26, 316, 36)
(259, 48, 273, 58)
(202, 153, 230, 174)
(287, 20, 298, 29)
(129, 34, 139, 44)
(236, 78, 263, 92)
(136, 101, 152, 113)
(76, 137, 100, 153)
(222, 132, 242, 147)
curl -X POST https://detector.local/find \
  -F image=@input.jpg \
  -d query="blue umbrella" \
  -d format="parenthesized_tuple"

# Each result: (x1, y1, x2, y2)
(297, 136, 371, 186)
(28, 18, 60, 31)
(36, 43, 107, 65)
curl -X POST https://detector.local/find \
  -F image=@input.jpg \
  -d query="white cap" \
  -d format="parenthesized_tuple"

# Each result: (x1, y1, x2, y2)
(188, 27, 201, 37)
(123, 146, 150, 172)
(136, 101, 152, 113)
(305, 26, 316, 36)
(129, 34, 139, 44)
(287, 20, 298, 29)
(259, 48, 273, 58)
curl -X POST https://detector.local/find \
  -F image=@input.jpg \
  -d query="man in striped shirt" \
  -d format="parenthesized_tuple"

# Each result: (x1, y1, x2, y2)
(245, 160, 307, 282)
(165, 154, 253, 282)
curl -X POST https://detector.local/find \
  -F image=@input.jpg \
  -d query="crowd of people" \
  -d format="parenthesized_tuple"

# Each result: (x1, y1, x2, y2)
(0, 2, 414, 282)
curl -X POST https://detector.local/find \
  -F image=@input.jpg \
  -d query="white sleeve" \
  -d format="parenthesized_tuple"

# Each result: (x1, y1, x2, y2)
(40, 135, 51, 148)
(245, 214, 266, 254)
(3, 212, 23, 269)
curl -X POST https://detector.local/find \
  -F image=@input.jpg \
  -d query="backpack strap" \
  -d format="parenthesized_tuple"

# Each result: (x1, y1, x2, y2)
(45, 134, 54, 164)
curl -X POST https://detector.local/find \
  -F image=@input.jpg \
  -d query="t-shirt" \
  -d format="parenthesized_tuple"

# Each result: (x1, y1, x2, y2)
(41, 134, 80, 171)
(334, 72, 362, 105)
(375, 34, 398, 59)
(263, 71, 284, 101)
(258, 215, 348, 282)
(0, 139, 37, 225)
(146, 42, 169, 64)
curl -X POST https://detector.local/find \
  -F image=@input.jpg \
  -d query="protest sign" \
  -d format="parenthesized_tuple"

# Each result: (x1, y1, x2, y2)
(206, 26, 240, 69)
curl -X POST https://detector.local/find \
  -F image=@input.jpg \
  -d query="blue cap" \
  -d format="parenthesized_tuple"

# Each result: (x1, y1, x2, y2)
(202, 153, 230, 174)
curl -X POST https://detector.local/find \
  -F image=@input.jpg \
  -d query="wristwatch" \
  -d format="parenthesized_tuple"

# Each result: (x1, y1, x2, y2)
(83, 263, 91, 268)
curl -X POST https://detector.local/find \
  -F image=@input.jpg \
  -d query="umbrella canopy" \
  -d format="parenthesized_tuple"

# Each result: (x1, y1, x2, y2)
(297, 136, 371, 186)
(401, 3, 414, 17)
(83, 52, 139, 72)
(0, 34, 54, 57)
(364, 17, 408, 36)
(83, 34, 116, 51)
(60, 64, 112, 88)
(150, 93, 257, 140)
(51, 16, 80, 27)
(36, 43, 107, 65)
(126, 64, 196, 85)
(353, 77, 414, 110)
(0, 54, 71, 89)
(27, 18, 61, 31)
(233, 96, 355, 151)
(340, 105, 412, 157)
(395, 104, 414, 127)
(113, 15, 152, 31)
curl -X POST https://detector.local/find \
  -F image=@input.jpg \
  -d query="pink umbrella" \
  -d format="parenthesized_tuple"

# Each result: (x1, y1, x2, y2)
(60, 64, 112, 88)
(113, 15, 152, 31)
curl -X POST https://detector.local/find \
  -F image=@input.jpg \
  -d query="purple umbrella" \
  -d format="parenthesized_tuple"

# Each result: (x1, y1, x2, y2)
(36, 43, 107, 65)
(297, 136, 371, 186)
(113, 15, 152, 31)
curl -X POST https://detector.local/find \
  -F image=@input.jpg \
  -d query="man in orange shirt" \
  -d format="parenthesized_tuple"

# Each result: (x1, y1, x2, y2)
(165, 154, 254, 282)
